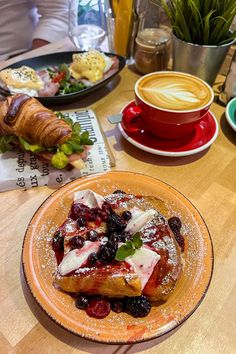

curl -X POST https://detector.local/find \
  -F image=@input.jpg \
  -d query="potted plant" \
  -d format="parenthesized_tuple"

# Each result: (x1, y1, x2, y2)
(158, 0, 236, 85)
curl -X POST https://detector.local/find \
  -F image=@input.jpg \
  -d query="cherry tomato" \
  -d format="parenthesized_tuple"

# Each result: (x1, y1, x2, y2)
(52, 71, 65, 83)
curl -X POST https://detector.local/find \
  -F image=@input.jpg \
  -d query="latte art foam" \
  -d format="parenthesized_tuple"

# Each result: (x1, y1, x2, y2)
(138, 73, 212, 111)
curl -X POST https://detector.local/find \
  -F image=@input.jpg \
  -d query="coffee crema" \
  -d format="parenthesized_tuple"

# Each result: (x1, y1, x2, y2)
(137, 73, 212, 111)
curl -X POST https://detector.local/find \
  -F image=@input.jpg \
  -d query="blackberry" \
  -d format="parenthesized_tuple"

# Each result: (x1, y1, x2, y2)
(109, 231, 131, 243)
(126, 296, 151, 318)
(52, 231, 64, 252)
(111, 300, 124, 313)
(77, 217, 86, 227)
(113, 190, 126, 194)
(98, 242, 118, 263)
(88, 252, 98, 265)
(107, 213, 126, 233)
(87, 229, 99, 241)
(70, 235, 84, 250)
(75, 294, 89, 309)
(122, 210, 132, 221)
(168, 217, 182, 235)
(174, 232, 185, 252)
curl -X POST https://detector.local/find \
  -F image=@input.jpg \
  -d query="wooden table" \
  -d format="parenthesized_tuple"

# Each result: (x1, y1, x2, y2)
(0, 39, 236, 354)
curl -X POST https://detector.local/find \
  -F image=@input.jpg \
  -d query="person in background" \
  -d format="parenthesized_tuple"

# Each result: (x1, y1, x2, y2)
(0, 0, 71, 61)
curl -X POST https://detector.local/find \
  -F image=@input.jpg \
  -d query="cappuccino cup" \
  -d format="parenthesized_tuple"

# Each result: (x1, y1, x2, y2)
(122, 71, 214, 139)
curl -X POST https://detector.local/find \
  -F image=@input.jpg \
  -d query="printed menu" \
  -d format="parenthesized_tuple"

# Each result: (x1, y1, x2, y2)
(0, 110, 112, 192)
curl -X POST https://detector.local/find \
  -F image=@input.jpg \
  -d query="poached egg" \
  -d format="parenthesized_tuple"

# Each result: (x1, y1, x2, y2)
(69, 50, 113, 83)
(0, 66, 44, 96)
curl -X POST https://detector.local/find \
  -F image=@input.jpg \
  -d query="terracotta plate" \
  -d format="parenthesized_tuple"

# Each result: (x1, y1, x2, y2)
(22, 172, 213, 343)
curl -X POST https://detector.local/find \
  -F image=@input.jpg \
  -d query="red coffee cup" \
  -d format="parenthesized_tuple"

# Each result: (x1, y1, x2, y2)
(122, 71, 214, 139)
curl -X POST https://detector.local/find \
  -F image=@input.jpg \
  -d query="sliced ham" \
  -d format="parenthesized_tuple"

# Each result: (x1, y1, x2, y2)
(37, 70, 59, 97)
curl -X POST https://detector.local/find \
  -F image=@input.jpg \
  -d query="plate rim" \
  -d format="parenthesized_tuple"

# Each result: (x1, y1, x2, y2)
(118, 101, 219, 157)
(225, 96, 236, 131)
(21, 171, 214, 344)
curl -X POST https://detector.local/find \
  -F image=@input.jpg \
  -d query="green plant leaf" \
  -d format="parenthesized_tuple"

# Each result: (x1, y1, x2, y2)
(51, 150, 68, 169)
(160, 0, 236, 45)
(115, 233, 143, 261)
(132, 233, 143, 249)
(115, 243, 135, 261)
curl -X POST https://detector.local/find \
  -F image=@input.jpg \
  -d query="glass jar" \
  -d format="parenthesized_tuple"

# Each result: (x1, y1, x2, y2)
(134, 28, 171, 74)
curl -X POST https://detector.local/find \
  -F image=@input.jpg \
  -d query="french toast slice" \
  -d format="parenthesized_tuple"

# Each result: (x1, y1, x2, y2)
(53, 190, 182, 302)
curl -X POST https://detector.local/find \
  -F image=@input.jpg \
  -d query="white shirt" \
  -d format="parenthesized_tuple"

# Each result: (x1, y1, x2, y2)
(0, 0, 70, 60)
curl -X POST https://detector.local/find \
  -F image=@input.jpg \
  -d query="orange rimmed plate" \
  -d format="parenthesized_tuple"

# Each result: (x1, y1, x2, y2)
(22, 172, 213, 343)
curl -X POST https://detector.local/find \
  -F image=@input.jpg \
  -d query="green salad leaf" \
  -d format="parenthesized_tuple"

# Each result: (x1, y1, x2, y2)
(59, 63, 70, 80)
(51, 150, 68, 169)
(115, 232, 143, 261)
(0, 135, 17, 153)
(19, 137, 45, 153)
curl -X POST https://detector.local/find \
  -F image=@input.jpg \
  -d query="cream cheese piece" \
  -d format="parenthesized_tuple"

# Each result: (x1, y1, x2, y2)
(74, 189, 105, 209)
(125, 245, 160, 289)
(58, 241, 100, 276)
(125, 207, 156, 234)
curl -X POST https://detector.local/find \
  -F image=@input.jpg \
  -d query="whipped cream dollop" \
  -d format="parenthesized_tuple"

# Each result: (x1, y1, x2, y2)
(125, 207, 156, 234)
(58, 241, 100, 276)
(74, 189, 105, 209)
(125, 246, 160, 289)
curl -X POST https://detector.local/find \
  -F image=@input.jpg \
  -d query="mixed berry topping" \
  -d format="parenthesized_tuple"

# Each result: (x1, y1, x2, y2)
(88, 252, 98, 266)
(168, 216, 185, 252)
(85, 298, 111, 319)
(52, 230, 64, 252)
(168, 216, 182, 234)
(87, 229, 99, 241)
(174, 232, 185, 252)
(98, 240, 118, 263)
(70, 235, 85, 250)
(75, 294, 89, 309)
(126, 295, 151, 318)
(122, 210, 132, 221)
(111, 300, 124, 313)
(107, 213, 127, 233)
(113, 190, 126, 194)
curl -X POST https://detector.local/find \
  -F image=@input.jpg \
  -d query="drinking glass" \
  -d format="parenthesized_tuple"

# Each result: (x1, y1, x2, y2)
(69, 0, 106, 51)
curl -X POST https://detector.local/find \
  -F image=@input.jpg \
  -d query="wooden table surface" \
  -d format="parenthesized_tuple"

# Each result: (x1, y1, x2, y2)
(0, 39, 236, 354)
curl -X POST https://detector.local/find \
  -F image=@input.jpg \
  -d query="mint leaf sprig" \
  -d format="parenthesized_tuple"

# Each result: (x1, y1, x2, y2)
(115, 233, 143, 261)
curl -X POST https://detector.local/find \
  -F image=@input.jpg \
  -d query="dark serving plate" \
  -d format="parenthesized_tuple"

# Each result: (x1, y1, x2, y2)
(4, 51, 126, 105)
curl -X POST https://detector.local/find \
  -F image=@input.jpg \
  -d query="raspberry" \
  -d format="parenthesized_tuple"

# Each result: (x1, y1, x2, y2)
(168, 217, 182, 235)
(126, 296, 151, 318)
(86, 298, 111, 319)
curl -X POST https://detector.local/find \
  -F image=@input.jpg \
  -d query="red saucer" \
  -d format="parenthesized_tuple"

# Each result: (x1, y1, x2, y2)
(119, 101, 218, 157)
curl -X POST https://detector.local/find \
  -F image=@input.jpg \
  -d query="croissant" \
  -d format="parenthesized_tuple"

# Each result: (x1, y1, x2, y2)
(0, 94, 72, 147)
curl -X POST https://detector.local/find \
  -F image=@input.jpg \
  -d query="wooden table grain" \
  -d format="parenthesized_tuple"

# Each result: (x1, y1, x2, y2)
(0, 39, 236, 354)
